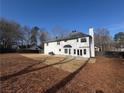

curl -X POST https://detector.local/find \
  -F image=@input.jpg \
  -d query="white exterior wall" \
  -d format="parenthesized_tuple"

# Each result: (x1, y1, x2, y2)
(44, 37, 90, 58)
(89, 27, 95, 57)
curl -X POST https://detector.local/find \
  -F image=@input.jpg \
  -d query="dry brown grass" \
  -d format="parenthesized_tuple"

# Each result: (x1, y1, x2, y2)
(20, 54, 89, 72)
(0, 53, 124, 93)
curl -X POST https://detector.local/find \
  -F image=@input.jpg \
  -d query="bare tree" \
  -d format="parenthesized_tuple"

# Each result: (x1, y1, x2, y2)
(0, 18, 51, 50)
(94, 28, 112, 51)
(39, 29, 49, 48)
(0, 18, 23, 48)
(22, 26, 31, 47)
(30, 26, 39, 46)
(114, 32, 124, 51)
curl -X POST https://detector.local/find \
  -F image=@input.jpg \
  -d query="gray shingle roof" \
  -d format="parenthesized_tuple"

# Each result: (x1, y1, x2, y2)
(45, 31, 91, 43)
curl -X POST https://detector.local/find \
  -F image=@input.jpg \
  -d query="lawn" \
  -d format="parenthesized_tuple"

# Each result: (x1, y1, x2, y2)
(0, 53, 124, 93)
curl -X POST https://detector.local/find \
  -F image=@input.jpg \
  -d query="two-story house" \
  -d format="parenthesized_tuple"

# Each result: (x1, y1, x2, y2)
(44, 27, 95, 58)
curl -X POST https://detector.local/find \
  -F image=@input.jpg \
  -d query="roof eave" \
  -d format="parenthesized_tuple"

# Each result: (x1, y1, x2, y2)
(44, 35, 91, 43)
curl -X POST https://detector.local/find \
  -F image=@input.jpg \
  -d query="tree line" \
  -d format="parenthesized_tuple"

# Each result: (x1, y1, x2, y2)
(0, 18, 124, 51)
(0, 18, 49, 49)
(94, 28, 124, 51)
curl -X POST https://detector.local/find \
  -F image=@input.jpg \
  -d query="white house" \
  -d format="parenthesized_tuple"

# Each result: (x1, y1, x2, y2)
(44, 27, 95, 58)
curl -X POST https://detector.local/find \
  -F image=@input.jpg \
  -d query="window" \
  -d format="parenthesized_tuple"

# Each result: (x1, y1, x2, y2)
(77, 49, 79, 55)
(81, 38, 87, 42)
(69, 49, 71, 54)
(59, 49, 61, 51)
(64, 40, 67, 42)
(80, 49, 82, 56)
(46, 43, 49, 46)
(74, 49, 76, 54)
(57, 41, 60, 45)
(77, 39, 79, 42)
(84, 49, 86, 55)
(64, 49, 68, 54)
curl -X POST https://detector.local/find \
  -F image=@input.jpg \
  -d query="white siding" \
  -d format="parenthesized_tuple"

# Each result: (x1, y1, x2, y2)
(44, 37, 91, 58)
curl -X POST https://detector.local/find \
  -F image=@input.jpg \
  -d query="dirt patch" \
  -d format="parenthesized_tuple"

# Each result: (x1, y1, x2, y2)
(0, 53, 124, 93)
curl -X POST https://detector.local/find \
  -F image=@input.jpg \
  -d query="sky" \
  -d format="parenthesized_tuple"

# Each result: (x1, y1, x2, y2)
(0, 0, 124, 37)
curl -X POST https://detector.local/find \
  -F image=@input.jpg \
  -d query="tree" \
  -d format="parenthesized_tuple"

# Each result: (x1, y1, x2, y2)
(0, 18, 50, 50)
(114, 32, 124, 49)
(22, 26, 31, 47)
(94, 28, 112, 51)
(30, 26, 39, 46)
(0, 18, 23, 48)
(39, 29, 49, 48)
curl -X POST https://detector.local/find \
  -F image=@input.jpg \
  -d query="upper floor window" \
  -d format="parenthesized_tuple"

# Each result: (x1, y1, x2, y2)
(77, 39, 79, 42)
(46, 43, 49, 46)
(64, 40, 67, 42)
(57, 41, 60, 45)
(81, 38, 87, 42)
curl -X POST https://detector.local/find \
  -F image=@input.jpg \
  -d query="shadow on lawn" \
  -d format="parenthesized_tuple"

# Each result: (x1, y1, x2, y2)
(44, 58, 90, 93)
(0, 56, 75, 81)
